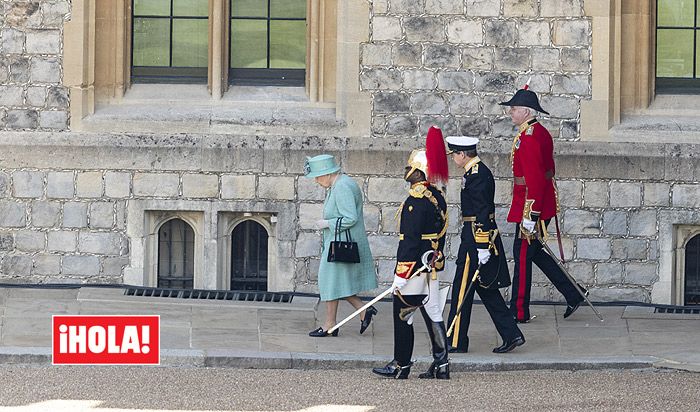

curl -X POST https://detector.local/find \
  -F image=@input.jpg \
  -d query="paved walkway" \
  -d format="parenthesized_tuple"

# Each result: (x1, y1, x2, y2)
(0, 286, 699, 372)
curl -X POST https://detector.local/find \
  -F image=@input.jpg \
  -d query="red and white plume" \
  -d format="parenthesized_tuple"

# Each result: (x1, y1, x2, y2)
(425, 126, 449, 186)
(523, 76, 532, 90)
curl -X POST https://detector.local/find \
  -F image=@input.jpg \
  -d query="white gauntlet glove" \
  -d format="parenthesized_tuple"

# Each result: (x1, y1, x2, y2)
(522, 217, 536, 233)
(315, 219, 330, 230)
(477, 248, 491, 265)
(391, 275, 408, 292)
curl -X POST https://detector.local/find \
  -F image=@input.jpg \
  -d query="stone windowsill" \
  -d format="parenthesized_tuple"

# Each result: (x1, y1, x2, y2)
(80, 84, 346, 136)
(611, 94, 700, 143)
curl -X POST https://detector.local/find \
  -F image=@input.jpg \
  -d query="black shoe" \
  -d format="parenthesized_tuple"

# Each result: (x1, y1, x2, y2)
(563, 300, 582, 319)
(359, 306, 378, 335)
(447, 346, 467, 353)
(564, 285, 589, 319)
(492, 336, 525, 353)
(418, 361, 450, 379)
(372, 360, 412, 379)
(308, 327, 339, 337)
(515, 316, 535, 324)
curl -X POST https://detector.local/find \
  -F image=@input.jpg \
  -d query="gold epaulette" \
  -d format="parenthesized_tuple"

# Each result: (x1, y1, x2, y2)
(409, 183, 427, 198)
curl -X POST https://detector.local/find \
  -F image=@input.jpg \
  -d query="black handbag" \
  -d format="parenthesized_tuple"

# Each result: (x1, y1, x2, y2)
(327, 217, 361, 263)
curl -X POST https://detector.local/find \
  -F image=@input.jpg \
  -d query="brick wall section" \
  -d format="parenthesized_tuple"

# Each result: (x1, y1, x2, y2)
(362, 0, 591, 140)
(0, 133, 697, 304)
(0, 0, 70, 130)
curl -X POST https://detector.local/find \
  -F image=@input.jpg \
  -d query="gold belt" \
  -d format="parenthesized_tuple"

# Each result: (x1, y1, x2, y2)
(398, 233, 439, 241)
(462, 214, 495, 222)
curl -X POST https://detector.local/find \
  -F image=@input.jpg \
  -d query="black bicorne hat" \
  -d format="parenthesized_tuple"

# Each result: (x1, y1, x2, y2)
(499, 89, 550, 115)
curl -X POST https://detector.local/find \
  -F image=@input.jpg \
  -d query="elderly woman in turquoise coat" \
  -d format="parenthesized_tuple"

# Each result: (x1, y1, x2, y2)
(305, 154, 378, 337)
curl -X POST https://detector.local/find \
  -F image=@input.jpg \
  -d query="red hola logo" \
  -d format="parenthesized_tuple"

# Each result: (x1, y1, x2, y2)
(52, 315, 160, 365)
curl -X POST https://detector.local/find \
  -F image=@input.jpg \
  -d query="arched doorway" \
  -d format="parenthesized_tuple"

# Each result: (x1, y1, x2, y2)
(231, 220, 268, 291)
(157, 218, 195, 288)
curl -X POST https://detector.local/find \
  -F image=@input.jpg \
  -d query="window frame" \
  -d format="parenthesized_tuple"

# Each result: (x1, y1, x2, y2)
(156, 217, 196, 289)
(67, 0, 369, 132)
(130, 0, 210, 84)
(655, 0, 700, 93)
(230, 219, 270, 291)
(228, 0, 306, 86)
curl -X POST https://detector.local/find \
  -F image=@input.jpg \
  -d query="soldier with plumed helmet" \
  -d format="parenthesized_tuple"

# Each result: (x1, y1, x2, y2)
(372, 126, 451, 379)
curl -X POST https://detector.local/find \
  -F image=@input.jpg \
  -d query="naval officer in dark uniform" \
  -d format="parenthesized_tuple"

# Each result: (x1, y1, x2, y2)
(445, 136, 525, 354)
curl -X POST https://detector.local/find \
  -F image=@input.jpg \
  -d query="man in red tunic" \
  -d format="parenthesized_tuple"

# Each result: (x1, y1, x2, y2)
(499, 87, 586, 323)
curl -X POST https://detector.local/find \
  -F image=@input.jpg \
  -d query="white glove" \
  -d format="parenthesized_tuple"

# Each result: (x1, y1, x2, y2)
(315, 219, 330, 229)
(406, 312, 415, 325)
(522, 217, 536, 233)
(391, 275, 408, 291)
(477, 248, 491, 265)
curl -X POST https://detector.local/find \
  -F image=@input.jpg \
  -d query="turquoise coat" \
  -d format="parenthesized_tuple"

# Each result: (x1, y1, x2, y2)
(318, 174, 377, 301)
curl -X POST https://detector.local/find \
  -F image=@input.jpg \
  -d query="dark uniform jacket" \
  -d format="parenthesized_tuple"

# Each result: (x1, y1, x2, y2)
(459, 157, 510, 289)
(395, 182, 447, 279)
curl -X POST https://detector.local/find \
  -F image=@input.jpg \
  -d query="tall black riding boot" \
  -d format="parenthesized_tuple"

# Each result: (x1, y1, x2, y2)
(419, 321, 450, 380)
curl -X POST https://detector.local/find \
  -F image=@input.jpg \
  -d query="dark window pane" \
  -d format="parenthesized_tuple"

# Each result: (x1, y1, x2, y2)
(686, 234, 700, 305)
(657, 29, 694, 78)
(232, 0, 267, 17)
(173, 0, 208, 16)
(270, 20, 306, 69)
(158, 219, 195, 289)
(133, 18, 170, 66)
(231, 220, 268, 291)
(134, 0, 170, 16)
(658, 0, 694, 27)
(172, 19, 208, 67)
(271, 0, 306, 19)
(231, 19, 268, 68)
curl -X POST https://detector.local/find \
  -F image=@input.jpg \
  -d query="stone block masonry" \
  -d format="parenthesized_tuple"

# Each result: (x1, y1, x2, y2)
(0, 132, 695, 306)
(0, 0, 70, 131)
(362, 0, 591, 139)
(0, 0, 697, 305)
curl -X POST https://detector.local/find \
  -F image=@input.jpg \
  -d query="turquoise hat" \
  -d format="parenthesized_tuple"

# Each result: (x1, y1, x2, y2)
(304, 154, 340, 178)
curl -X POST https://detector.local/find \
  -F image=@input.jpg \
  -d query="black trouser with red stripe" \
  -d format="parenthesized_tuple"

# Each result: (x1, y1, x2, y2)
(509, 222, 581, 322)
(447, 234, 522, 352)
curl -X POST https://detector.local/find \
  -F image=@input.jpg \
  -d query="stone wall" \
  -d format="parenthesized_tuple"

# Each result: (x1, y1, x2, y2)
(0, 0, 699, 305)
(0, 0, 70, 130)
(362, 0, 591, 140)
(0, 132, 698, 305)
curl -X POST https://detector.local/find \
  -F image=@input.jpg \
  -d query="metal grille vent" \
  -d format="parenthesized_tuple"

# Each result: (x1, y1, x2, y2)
(654, 307, 700, 314)
(124, 287, 293, 303)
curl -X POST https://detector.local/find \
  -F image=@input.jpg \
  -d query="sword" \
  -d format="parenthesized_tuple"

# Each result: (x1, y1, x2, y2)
(536, 232, 604, 322)
(327, 250, 436, 335)
(446, 264, 481, 338)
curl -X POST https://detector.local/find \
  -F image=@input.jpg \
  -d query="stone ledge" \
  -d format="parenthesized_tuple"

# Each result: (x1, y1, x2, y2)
(0, 131, 697, 181)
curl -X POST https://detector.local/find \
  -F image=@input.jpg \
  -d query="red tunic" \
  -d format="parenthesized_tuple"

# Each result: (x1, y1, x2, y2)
(507, 120, 558, 223)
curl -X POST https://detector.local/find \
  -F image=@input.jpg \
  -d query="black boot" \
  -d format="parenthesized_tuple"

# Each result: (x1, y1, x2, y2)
(372, 360, 412, 379)
(419, 321, 450, 379)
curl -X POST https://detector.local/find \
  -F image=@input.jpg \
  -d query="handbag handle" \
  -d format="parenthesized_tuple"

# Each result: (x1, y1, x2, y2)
(334, 217, 353, 242)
